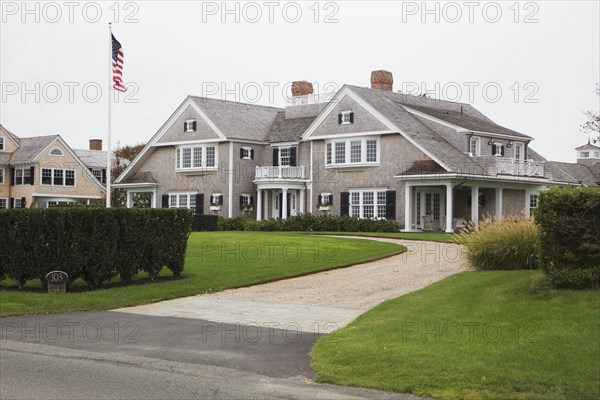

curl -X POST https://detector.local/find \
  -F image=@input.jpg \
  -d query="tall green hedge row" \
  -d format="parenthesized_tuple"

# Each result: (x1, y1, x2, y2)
(216, 214, 399, 232)
(535, 186, 600, 288)
(0, 208, 193, 288)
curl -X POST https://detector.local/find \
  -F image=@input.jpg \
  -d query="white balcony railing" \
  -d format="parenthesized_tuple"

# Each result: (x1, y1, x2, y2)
(255, 166, 305, 180)
(485, 157, 545, 177)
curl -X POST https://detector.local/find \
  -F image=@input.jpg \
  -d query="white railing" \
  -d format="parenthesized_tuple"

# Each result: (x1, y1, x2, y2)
(255, 166, 305, 180)
(486, 157, 545, 177)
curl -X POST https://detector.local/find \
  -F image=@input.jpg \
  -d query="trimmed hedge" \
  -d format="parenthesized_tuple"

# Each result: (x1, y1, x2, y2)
(0, 208, 193, 289)
(192, 215, 218, 231)
(535, 186, 600, 288)
(216, 214, 399, 232)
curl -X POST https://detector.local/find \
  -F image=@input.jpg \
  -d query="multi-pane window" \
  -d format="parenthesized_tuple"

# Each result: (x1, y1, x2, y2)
(13, 198, 23, 208)
(529, 194, 538, 210)
(327, 138, 379, 166)
(335, 142, 346, 164)
(14, 168, 32, 185)
(41, 168, 75, 186)
(49, 148, 63, 156)
(279, 147, 291, 166)
(169, 193, 196, 209)
(433, 193, 440, 221)
(241, 147, 252, 159)
(350, 141, 361, 163)
(0, 168, 3, 184)
(176, 145, 217, 170)
(340, 110, 352, 124)
(595, 151, 600, 158)
(580, 151, 589, 158)
(184, 119, 196, 132)
(470, 137, 480, 156)
(514, 143, 523, 161)
(349, 190, 386, 219)
(0, 198, 6, 209)
(0, 137, 4, 150)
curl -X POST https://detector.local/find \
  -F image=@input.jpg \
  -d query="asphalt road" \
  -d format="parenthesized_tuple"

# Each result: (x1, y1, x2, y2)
(0, 311, 420, 400)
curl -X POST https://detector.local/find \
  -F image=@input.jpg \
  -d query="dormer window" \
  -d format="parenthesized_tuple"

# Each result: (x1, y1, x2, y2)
(49, 148, 63, 156)
(469, 137, 480, 156)
(580, 151, 590, 158)
(184, 119, 196, 132)
(338, 110, 354, 125)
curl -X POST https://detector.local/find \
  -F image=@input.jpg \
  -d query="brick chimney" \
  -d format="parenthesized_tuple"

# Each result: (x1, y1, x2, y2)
(89, 139, 102, 151)
(291, 80, 314, 97)
(370, 70, 394, 91)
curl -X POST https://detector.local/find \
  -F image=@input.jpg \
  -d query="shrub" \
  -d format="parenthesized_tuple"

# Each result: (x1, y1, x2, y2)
(191, 215, 218, 231)
(457, 216, 540, 270)
(535, 186, 600, 288)
(0, 208, 192, 288)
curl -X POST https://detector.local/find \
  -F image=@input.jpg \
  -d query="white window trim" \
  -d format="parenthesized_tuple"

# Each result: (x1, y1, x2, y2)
(41, 168, 76, 187)
(241, 146, 252, 160)
(175, 144, 218, 171)
(469, 137, 480, 157)
(493, 143, 504, 157)
(0, 197, 7, 209)
(0, 167, 4, 185)
(279, 146, 291, 166)
(340, 110, 352, 125)
(49, 147, 64, 156)
(168, 192, 197, 209)
(514, 143, 524, 161)
(13, 167, 32, 185)
(13, 198, 23, 208)
(325, 137, 380, 168)
(580, 151, 590, 158)
(349, 189, 387, 219)
(184, 119, 196, 133)
(0, 137, 4, 151)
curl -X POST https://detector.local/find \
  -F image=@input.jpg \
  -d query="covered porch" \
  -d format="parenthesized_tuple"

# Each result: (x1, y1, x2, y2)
(254, 184, 306, 220)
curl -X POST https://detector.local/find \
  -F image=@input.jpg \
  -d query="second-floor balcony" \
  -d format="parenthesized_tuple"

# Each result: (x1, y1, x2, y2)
(482, 156, 546, 178)
(255, 166, 305, 181)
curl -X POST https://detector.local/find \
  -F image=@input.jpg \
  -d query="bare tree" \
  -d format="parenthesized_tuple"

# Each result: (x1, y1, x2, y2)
(581, 83, 600, 144)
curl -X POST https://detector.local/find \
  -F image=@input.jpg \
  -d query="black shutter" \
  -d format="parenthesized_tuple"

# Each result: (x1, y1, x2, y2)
(249, 196, 254, 205)
(101, 168, 107, 184)
(272, 148, 279, 166)
(467, 195, 472, 207)
(290, 147, 297, 166)
(183, 121, 187, 132)
(10, 168, 15, 186)
(250, 149, 254, 160)
(385, 191, 396, 220)
(492, 144, 497, 155)
(21, 197, 26, 208)
(192, 121, 197, 131)
(161, 194, 169, 208)
(219, 195, 224, 205)
(318, 195, 322, 204)
(500, 146, 505, 157)
(30, 166, 35, 185)
(340, 192, 350, 216)
(10, 198, 14, 209)
(338, 113, 343, 124)
(195, 193, 204, 215)
(240, 148, 244, 159)
(329, 194, 334, 206)
(349, 112, 354, 124)
(240, 195, 244, 206)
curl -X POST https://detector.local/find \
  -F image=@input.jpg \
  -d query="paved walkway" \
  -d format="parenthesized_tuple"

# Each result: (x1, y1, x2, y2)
(116, 237, 468, 333)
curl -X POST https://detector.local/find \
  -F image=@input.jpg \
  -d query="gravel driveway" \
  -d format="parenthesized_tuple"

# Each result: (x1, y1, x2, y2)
(116, 237, 469, 332)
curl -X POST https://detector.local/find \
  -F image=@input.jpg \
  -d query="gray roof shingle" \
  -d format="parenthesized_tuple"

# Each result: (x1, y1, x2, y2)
(546, 161, 599, 186)
(8, 135, 58, 163)
(74, 149, 107, 168)
(266, 111, 317, 143)
(190, 97, 282, 141)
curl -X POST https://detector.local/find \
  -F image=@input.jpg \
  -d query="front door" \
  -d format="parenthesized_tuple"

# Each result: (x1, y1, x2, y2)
(415, 189, 445, 230)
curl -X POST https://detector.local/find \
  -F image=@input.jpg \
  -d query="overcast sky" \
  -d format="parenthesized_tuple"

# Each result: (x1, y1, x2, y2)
(1, 0, 599, 162)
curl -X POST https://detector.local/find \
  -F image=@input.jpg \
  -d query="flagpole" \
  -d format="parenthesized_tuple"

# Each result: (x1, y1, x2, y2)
(106, 22, 112, 208)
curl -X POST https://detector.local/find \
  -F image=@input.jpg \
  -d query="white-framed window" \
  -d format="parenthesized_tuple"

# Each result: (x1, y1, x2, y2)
(49, 148, 63, 156)
(594, 151, 600, 158)
(340, 110, 353, 125)
(0, 137, 4, 150)
(241, 146, 252, 160)
(184, 119, 196, 132)
(493, 143, 504, 157)
(47, 201, 76, 208)
(469, 137, 480, 156)
(176, 144, 217, 170)
(14, 168, 32, 185)
(514, 143, 524, 162)
(0, 168, 3, 184)
(91, 168, 103, 181)
(319, 192, 332, 207)
(580, 151, 590, 158)
(41, 168, 75, 186)
(349, 190, 387, 219)
(211, 193, 223, 206)
(168, 193, 196, 210)
(0, 198, 6, 209)
(13, 198, 23, 208)
(241, 193, 253, 210)
(279, 147, 291, 166)
(326, 137, 380, 166)
(529, 194, 538, 210)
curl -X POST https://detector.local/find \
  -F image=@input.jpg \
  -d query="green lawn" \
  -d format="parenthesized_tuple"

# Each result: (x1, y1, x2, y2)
(308, 231, 457, 243)
(0, 232, 404, 317)
(311, 270, 600, 400)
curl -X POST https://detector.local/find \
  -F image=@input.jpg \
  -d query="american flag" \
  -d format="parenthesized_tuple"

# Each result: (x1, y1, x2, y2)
(111, 34, 127, 92)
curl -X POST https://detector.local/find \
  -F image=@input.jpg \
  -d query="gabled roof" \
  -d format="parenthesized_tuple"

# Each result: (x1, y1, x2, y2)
(190, 97, 281, 141)
(575, 142, 600, 151)
(345, 85, 488, 175)
(266, 111, 317, 143)
(74, 149, 107, 168)
(546, 161, 599, 186)
(0, 124, 21, 146)
(7, 135, 59, 163)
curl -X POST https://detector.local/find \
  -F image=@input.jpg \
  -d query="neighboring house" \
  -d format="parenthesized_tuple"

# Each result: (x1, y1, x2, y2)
(115, 70, 600, 232)
(0, 125, 106, 208)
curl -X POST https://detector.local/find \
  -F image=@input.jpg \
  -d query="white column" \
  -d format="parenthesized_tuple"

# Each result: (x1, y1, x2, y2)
(126, 191, 133, 208)
(282, 188, 288, 219)
(524, 189, 531, 218)
(256, 189, 262, 221)
(471, 186, 479, 228)
(300, 188, 305, 214)
(495, 187, 503, 220)
(404, 183, 411, 232)
(151, 189, 157, 208)
(445, 183, 453, 233)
